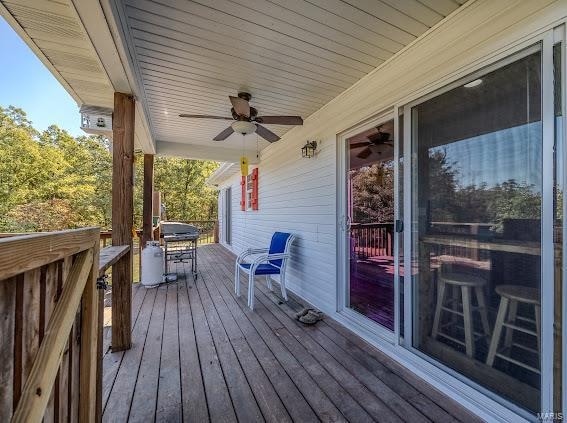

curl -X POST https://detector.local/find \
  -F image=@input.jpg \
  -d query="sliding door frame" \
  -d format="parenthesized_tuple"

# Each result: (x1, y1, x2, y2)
(399, 28, 560, 417)
(336, 109, 398, 343)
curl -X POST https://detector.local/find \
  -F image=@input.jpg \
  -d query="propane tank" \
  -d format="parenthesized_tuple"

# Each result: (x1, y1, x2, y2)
(141, 241, 164, 287)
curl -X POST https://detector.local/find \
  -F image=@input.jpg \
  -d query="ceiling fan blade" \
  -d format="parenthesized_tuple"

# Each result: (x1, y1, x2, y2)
(213, 126, 234, 141)
(255, 116, 303, 125)
(349, 141, 371, 149)
(229, 96, 250, 117)
(357, 147, 372, 159)
(179, 114, 233, 120)
(255, 124, 280, 143)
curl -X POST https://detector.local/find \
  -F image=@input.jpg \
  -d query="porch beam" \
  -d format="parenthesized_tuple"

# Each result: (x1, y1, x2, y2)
(111, 92, 135, 352)
(142, 154, 154, 248)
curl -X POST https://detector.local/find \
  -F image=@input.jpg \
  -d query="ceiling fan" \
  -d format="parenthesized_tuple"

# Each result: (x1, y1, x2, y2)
(350, 126, 393, 159)
(179, 92, 303, 143)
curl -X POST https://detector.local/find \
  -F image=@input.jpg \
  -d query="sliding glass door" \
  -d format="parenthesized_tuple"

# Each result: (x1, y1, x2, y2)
(402, 38, 563, 415)
(338, 27, 563, 417)
(344, 118, 396, 331)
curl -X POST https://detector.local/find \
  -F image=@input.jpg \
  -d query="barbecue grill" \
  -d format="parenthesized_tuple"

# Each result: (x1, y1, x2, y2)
(160, 222, 199, 279)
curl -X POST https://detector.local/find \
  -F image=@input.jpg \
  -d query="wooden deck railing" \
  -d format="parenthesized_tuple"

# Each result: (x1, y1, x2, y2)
(178, 220, 219, 244)
(0, 228, 101, 422)
(351, 222, 394, 259)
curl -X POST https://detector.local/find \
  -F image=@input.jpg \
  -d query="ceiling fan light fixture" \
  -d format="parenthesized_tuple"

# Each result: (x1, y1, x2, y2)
(231, 120, 257, 135)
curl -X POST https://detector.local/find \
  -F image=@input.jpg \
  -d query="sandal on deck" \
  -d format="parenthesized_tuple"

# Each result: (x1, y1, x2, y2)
(294, 308, 312, 320)
(298, 310, 324, 325)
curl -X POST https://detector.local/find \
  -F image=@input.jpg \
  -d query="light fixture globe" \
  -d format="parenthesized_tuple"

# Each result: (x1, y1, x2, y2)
(231, 120, 257, 135)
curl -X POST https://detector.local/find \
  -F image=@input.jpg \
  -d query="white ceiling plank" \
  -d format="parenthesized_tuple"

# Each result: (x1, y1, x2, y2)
(343, 0, 430, 36)
(140, 71, 325, 113)
(145, 90, 314, 118)
(417, 0, 461, 16)
(379, 0, 444, 27)
(138, 62, 332, 105)
(186, 0, 382, 65)
(306, 0, 416, 45)
(127, 0, 369, 80)
(156, 140, 261, 163)
(143, 0, 375, 73)
(143, 81, 318, 115)
(269, 0, 406, 52)
(226, 0, 396, 59)
(135, 48, 348, 99)
(4, 0, 74, 17)
(134, 40, 351, 92)
(112, 0, 464, 149)
(127, 15, 361, 85)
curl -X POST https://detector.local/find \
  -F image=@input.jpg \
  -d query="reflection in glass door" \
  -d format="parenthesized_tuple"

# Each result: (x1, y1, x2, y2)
(346, 119, 395, 330)
(409, 47, 544, 413)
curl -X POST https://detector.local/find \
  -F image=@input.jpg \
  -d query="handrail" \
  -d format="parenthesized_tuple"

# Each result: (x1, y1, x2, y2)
(12, 249, 94, 422)
(99, 245, 130, 277)
(0, 228, 101, 422)
(350, 222, 394, 258)
(0, 227, 99, 281)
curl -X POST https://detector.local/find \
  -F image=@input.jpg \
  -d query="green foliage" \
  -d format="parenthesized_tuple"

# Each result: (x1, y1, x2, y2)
(426, 148, 542, 234)
(133, 154, 219, 225)
(350, 161, 394, 223)
(0, 105, 219, 232)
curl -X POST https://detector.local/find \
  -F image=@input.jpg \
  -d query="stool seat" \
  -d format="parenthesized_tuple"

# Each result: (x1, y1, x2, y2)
(432, 272, 490, 358)
(495, 285, 540, 305)
(487, 285, 541, 372)
(440, 273, 486, 287)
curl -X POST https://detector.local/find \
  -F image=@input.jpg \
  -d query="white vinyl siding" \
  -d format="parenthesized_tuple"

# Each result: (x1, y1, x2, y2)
(215, 2, 565, 420)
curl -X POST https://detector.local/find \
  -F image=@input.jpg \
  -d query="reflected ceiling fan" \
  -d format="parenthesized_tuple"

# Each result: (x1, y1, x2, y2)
(350, 126, 393, 159)
(179, 92, 303, 143)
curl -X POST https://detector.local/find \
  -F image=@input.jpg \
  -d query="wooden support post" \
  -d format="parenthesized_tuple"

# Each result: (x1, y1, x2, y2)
(111, 92, 134, 352)
(214, 220, 219, 243)
(142, 154, 154, 248)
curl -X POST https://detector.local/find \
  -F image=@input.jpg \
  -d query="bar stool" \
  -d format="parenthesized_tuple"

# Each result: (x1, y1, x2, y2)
(486, 285, 540, 373)
(431, 272, 490, 358)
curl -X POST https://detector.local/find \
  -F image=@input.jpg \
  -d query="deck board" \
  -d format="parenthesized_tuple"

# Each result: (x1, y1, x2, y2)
(176, 264, 209, 422)
(103, 244, 484, 423)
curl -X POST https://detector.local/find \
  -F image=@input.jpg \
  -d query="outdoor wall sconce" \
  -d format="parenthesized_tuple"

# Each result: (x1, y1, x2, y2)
(302, 141, 318, 158)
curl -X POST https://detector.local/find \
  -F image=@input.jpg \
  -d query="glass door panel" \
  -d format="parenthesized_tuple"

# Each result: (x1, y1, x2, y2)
(410, 48, 543, 412)
(346, 119, 395, 330)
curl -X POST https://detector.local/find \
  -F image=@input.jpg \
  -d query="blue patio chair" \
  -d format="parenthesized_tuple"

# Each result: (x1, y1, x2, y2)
(234, 232, 296, 310)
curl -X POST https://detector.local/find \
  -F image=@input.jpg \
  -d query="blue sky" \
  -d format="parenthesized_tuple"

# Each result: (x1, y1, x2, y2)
(0, 17, 82, 136)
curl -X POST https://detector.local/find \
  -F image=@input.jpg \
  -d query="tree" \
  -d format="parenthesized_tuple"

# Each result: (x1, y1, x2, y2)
(350, 161, 394, 223)
(0, 104, 219, 232)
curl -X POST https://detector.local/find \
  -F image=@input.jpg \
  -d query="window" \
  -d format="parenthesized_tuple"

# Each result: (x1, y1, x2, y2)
(246, 173, 253, 211)
(409, 46, 543, 413)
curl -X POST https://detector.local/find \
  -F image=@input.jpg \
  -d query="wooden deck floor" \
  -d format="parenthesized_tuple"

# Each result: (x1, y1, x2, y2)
(102, 244, 483, 423)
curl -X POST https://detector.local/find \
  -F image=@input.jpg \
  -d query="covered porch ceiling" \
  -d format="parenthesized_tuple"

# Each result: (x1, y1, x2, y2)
(1, 0, 467, 162)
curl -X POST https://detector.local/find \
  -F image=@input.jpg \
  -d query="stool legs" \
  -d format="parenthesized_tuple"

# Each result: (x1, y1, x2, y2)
(461, 286, 474, 358)
(474, 286, 491, 337)
(486, 297, 510, 366)
(504, 300, 517, 350)
(431, 280, 446, 340)
(432, 280, 489, 358)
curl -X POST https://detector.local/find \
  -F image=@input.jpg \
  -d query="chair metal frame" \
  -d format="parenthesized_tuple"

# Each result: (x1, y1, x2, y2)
(234, 233, 296, 310)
